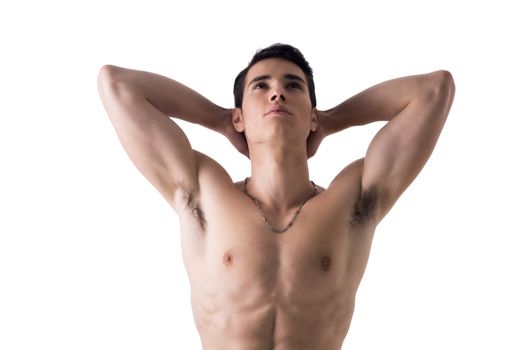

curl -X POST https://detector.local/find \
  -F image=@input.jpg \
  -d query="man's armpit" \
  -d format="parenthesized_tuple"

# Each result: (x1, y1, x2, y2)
(350, 186, 379, 227)
(174, 184, 208, 232)
(183, 191, 207, 231)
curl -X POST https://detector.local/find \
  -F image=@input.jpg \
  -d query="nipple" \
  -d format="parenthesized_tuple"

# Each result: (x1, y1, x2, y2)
(223, 250, 234, 267)
(320, 256, 331, 271)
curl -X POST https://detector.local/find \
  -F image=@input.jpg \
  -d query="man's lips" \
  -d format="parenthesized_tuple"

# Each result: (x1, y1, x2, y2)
(266, 106, 291, 116)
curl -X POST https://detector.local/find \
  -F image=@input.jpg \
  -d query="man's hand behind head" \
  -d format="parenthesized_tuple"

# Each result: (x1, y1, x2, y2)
(222, 109, 250, 159)
(306, 109, 329, 159)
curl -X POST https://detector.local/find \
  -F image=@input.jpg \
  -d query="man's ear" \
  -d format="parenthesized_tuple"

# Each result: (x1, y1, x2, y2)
(310, 108, 319, 132)
(232, 108, 245, 132)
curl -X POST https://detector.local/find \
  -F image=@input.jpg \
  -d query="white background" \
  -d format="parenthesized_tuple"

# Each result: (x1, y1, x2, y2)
(1, 0, 524, 349)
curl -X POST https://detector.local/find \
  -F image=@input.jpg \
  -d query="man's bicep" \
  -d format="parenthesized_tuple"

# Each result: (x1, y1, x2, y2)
(99, 74, 199, 206)
(362, 72, 455, 221)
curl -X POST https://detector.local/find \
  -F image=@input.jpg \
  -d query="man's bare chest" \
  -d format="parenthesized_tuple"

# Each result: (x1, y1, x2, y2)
(176, 187, 376, 302)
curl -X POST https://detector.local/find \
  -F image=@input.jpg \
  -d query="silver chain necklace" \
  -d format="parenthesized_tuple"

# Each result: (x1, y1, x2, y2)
(242, 177, 318, 233)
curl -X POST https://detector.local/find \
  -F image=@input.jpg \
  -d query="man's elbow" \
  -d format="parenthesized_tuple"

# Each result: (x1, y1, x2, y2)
(97, 65, 130, 98)
(436, 70, 455, 94)
(425, 70, 456, 106)
(98, 65, 117, 96)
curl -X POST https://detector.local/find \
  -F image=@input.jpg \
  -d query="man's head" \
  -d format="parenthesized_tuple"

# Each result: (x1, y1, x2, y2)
(232, 44, 318, 153)
(234, 43, 316, 109)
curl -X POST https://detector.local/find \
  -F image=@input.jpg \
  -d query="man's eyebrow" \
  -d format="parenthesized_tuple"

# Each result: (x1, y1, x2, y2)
(248, 74, 306, 87)
(248, 75, 271, 87)
(283, 74, 306, 85)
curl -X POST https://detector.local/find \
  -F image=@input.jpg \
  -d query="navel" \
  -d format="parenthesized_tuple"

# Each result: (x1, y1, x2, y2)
(320, 256, 331, 272)
(223, 250, 234, 267)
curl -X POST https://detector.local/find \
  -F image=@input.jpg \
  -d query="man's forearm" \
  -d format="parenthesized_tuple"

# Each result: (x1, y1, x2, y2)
(322, 71, 448, 135)
(99, 65, 228, 132)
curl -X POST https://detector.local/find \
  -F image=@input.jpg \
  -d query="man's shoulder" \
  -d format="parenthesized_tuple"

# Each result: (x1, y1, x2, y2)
(194, 150, 233, 185)
(171, 150, 234, 204)
(322, 157, 380, 225)
(327, 157, 364, 193)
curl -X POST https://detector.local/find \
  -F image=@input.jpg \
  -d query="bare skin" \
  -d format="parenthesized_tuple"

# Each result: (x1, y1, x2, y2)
(176, 162, 371, 350)
(97, 58, 455, 349)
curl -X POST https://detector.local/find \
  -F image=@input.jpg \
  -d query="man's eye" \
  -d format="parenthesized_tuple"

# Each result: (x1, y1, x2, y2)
(254, 82, 268, 89)
(287, 82, 301, 89)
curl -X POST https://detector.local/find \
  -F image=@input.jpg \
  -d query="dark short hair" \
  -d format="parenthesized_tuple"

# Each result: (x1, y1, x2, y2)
(233, 43, 316, 109)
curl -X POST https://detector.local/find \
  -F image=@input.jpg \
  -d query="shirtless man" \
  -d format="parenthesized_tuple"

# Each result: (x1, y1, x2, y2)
(97, 44, 455, 349)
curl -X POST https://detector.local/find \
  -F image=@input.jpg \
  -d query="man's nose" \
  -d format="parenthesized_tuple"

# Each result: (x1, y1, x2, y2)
(270, 87, 286, 102)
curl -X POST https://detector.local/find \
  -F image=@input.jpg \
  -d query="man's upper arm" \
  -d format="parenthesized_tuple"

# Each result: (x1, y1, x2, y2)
(362, 70, 455, 223)
(97, 66, 198, 207)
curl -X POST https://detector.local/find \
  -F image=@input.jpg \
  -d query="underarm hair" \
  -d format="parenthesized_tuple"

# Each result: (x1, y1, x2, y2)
(350, 186, 378, 227)
(179, 187, 207, 231)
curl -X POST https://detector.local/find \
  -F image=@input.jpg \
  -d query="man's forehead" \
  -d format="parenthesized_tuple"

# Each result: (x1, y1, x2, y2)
(246, 58, 306, 82)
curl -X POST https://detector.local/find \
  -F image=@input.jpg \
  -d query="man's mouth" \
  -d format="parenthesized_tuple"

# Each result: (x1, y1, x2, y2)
(266, 105, 291, 116)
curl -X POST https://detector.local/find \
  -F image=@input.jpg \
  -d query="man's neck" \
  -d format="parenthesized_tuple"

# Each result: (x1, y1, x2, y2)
(246, 143, 314, 214)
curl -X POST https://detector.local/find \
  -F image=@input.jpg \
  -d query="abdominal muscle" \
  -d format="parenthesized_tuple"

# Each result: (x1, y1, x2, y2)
(176, 181, 376, 350)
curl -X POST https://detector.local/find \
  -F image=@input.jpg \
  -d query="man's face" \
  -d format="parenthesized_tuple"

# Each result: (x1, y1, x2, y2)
(233, 58, 318, 147)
